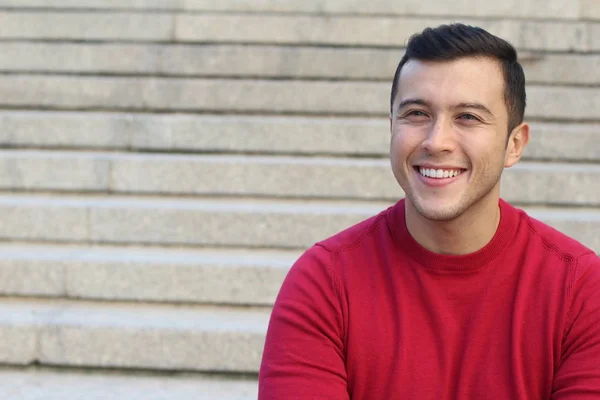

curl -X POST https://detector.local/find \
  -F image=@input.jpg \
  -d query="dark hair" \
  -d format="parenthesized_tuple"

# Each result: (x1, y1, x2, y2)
(390, 23, 526, 133)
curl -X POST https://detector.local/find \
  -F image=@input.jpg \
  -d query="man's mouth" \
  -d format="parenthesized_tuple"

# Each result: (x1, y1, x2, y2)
(416, 167, 465, 179)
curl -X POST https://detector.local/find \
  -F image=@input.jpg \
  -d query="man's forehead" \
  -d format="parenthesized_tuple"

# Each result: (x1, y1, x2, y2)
(399, 58, 503, 83)
(395, 57, 505, 107)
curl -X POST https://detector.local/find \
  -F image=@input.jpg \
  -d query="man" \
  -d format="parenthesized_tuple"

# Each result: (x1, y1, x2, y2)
(258, 24, 600, 399)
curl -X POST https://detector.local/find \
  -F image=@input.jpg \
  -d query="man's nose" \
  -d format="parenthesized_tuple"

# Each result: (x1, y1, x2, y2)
(421, 117, 456, 154)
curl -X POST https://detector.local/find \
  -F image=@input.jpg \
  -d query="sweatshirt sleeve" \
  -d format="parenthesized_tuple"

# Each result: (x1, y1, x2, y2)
(552, 251, 600, 399)
(258, 244, 349, 400)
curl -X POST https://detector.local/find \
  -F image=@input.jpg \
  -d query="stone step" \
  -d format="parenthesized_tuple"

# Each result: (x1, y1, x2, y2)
(0, 242, 295, 305)
(0, 297, 268, 373)
(0, 194, 597, 251)
(0, 0, 595, 21)
(0, 43, 598, 86)
(2, 112, 598, 162)
(0, 76, 599, 121)
(0, 11, 597, 51)
(1, 150, 598, 206)
(0, 367, 257, 400)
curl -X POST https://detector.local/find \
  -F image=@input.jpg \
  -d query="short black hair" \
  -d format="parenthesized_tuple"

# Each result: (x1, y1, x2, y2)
(390, 23, 526, 133)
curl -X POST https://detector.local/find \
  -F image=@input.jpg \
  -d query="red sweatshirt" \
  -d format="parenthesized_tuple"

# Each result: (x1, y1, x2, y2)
(259, 199, 600, 399)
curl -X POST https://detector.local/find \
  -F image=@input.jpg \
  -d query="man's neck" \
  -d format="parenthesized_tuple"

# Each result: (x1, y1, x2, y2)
(405, 196, 502, 255)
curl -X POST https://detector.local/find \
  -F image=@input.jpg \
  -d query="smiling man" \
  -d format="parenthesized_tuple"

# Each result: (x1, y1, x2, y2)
(259, 24, 600, 399)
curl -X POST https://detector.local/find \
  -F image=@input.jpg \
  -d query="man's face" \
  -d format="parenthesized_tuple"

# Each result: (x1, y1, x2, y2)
(390, 57, 514, 222)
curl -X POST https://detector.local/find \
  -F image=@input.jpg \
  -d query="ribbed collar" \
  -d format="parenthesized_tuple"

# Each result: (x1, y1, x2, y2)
(387, 198, 519, 272)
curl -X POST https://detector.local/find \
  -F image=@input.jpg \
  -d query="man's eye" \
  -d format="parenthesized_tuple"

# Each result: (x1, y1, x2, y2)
(406, 110, 428, 117)
(458, 114, 479, 121)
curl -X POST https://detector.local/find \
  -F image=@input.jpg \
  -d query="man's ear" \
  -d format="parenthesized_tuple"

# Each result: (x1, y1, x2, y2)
(505, 122, 530, 168)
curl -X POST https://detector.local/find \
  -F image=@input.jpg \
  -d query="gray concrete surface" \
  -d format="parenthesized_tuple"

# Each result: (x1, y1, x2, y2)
(0, 298, 269, 372)
(0, 0, 597, 389)
(0, 76, 599, 120)
(0, 368, 257, 400)
(1, 44, 599, 86)
(0, 0, 592, 21)
(1, 151, 598, 205)
(0, 194, 597, 251)
(0, 243, 295, 305)
(0, 12, 595, 51)
(2, 112, 598, 161)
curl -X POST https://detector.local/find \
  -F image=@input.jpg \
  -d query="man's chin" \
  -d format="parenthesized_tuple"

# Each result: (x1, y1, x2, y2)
(417, 208, 463, 222)
(408, 197, 465, 222)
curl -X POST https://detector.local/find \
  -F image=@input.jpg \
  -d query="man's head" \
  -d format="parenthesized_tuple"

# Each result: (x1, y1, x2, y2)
(390, 23, 526, 133)
(389, 24, 530, 224)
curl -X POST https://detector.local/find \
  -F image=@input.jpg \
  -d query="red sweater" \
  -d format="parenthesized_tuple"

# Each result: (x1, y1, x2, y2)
(259, 199, 600, 399)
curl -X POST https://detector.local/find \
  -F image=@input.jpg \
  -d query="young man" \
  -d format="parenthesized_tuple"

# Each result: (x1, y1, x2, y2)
(258, 24, 600, 399)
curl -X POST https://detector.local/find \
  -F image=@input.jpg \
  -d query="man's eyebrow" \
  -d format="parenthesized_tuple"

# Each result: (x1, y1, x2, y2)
(452, 102, 494, 117)
(396, 98, 432, 111)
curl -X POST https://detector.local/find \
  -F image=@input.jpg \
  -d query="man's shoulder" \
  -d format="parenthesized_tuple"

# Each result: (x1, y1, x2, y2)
(286, 205, 394, 295)
(515, 204, 596, 261)
(316, 205, 392, 254)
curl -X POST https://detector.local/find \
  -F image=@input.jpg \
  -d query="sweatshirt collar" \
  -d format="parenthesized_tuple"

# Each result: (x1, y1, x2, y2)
(387, 198, 519, 272)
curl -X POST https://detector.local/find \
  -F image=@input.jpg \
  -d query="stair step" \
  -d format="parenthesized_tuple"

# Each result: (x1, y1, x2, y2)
(0, 43, 598, 85)
(0, 11, 174, 41)
(0, 367, 257, 400)
(0, 242, 295, 305)
(0, 194, 597, 251)
(0, 76, 599, 121)
(0, 150, 598, 206)
(0, 193, 389, 249)
(0, 0, 593, 20)
(0, 297, 268, 373)
(0, 3, 594, 393)
(0, 11, 597, 51)
(2, 111, 598, 162)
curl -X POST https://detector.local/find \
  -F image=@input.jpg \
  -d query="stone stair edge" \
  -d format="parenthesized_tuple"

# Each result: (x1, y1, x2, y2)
(0, 0, 596, 22)
(0, 12, 598, 52)
(0, 109, 598, 129)
(0, 296, 269, 373)
(0, 366, 258, 400)
(0, 43, 598, 87)
(0, 76, 599, 121)
(2, 109, 599, 125)
(0, 296, 270, 330)
(1, 148, 599, 169)
(0, 192, 395, 211)
(0, 241, 293, 306)
(0, 241, 300, 262)
(2, 192, 599, 212)
(0, 149, 597, 207)
(0, 193, 597, 251)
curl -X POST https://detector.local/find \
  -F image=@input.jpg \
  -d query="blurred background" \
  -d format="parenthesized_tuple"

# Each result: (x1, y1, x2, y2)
(0, 0, 598, 398)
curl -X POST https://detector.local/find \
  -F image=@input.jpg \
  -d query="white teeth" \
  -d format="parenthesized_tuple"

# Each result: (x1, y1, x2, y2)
(418, 167, 463, 179)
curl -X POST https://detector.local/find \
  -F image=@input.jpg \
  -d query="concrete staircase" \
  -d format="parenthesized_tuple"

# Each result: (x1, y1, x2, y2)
(0, 1, 598, 398)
